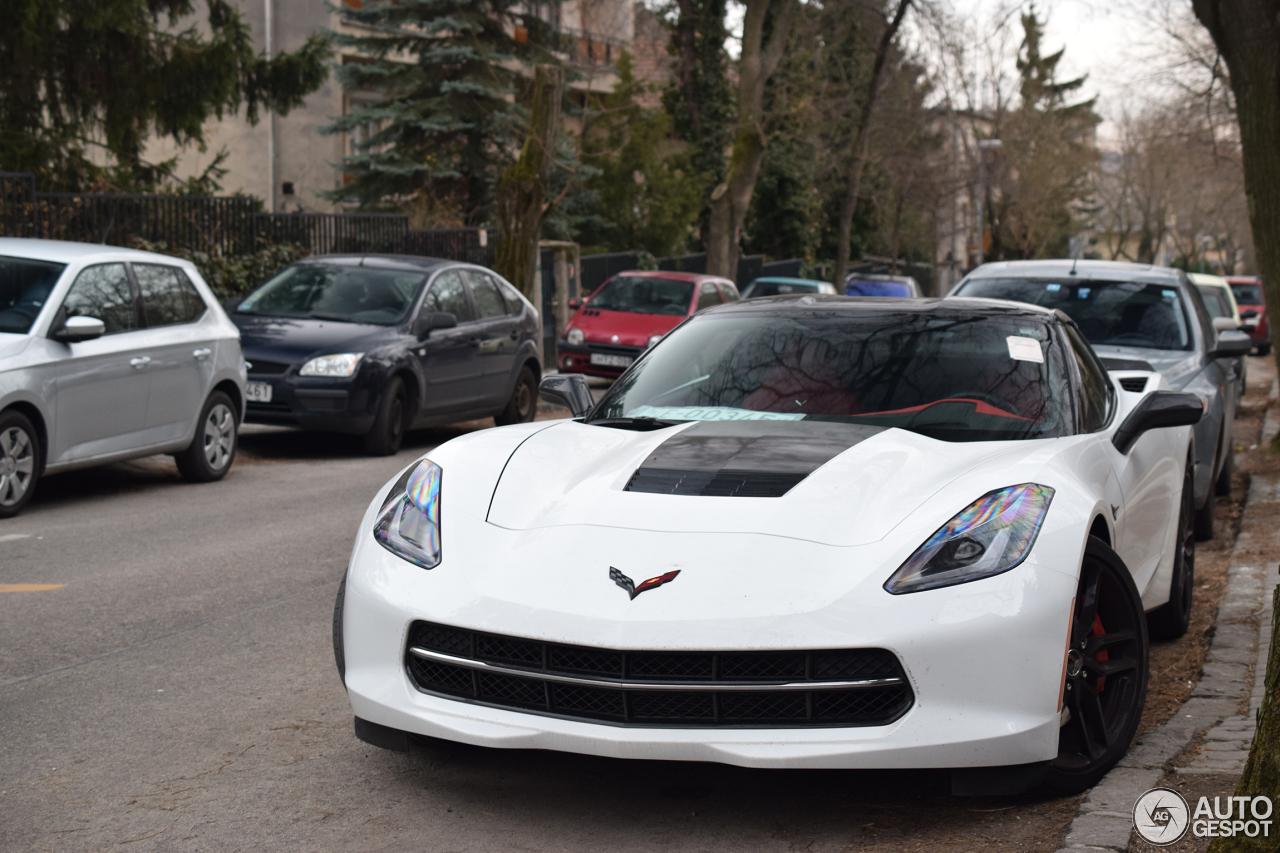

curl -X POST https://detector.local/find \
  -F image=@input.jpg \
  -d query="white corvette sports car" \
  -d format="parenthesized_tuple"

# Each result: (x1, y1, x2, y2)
(334, 296, 1204, 795)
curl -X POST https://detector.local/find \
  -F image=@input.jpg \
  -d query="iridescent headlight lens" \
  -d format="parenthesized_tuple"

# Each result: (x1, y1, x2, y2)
(373, 459, 442, 569)
(884, 483, 1054, 594)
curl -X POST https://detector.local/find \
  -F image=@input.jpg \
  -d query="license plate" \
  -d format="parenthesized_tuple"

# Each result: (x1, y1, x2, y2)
(590, 353, 634, 369)
(245, 381, 273, 403)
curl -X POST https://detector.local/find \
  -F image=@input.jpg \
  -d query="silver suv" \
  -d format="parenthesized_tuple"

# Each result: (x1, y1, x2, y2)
(0, 239, 246, 518)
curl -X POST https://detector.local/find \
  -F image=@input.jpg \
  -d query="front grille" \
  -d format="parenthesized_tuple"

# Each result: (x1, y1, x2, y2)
(246, 359, 293, 376)
(585, 342, 644, 357)
(404, 620, 913, 728)
(1119, 377, 1148, 393)
(626, 468, 807, 497)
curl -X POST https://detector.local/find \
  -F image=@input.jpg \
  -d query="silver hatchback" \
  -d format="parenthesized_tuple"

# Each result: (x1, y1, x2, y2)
(0, 239, 246, 517)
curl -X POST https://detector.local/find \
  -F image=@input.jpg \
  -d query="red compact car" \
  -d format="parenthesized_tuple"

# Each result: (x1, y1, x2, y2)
(1227, 275, 1270, 355)
(558, 271, 739, 377)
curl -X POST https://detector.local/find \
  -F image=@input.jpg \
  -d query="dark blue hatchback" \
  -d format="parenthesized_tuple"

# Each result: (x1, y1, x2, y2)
(230, 255, 542, 455)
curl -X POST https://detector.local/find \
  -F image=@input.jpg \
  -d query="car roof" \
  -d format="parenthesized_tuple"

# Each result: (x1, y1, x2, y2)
(612, 269, 726, 283)
(749, 277, 829, 286)
(1189, 272, 1232, 288)
(966, 258, 1185, 285)
(300, 254, 457, 272)
(701, 294, 1059, 320)
(0, 237, 190, 265)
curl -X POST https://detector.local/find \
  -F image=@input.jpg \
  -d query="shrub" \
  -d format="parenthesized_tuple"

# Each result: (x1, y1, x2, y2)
(129, 238, 308, 298)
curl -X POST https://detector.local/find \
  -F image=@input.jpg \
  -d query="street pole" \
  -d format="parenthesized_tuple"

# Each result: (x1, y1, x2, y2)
(974, 138, 1003, 268)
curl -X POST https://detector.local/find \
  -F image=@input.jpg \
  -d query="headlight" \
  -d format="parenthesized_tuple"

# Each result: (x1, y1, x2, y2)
(299, 352, 364, 377)
(884, 483, 1054, 594)
(373, 459, 442, 569)
(566, 327, 585, 346)
(647, 334, 663, 348)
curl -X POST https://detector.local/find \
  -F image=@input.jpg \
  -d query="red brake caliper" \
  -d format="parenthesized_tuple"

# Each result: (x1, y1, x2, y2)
(1091, 614, 1108, 692)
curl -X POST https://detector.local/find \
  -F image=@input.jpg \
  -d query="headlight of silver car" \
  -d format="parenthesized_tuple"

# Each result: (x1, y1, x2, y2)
(373, 459, 442, 569)
(299, 352, 364, 377)
(884, 483, 1054, 594)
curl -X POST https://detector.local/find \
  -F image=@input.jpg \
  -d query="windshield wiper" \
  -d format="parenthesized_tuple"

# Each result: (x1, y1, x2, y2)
(588, 417, 683, 431)
(308, 312, 355, 323)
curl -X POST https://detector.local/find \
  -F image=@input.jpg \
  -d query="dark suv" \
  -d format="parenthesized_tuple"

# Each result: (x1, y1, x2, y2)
(230, 255, 541, 455)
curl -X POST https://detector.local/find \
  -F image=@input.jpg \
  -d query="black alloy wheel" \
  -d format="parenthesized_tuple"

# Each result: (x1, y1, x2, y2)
(174, 391, 238, 482)
(364, 377, 408, 457)
(1044, 536, 1149, 795)
(1148, 463, 1196, 640)
(0, 409, 40, 519)
(494, 366, 538, 426)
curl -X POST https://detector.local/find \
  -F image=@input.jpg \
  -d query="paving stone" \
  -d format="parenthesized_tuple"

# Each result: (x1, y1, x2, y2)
(1207, 646, 1258, 664)
(1082, 768, 1163, 812)
(1064, 812, 1136, 850)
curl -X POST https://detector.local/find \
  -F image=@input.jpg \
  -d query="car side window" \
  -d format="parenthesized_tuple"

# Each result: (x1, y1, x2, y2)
(465, 271, 509, 319)
(494, 276, 526, 314)
(718, 282, 741, 302)
(697, 282, 722, 311)
(422, 270, 476, 323)
(60, 263, 137, 334)
(1064, 324, 1110, 432)
(134, 264, 206, 327)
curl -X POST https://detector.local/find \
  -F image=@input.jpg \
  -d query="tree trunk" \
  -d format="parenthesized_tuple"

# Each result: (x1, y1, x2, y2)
(494, 65, 563, 299)
(703, 0, 797, 280)
(832, 0, 912, 286)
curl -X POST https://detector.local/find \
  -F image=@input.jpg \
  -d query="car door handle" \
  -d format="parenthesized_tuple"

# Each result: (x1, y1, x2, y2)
(193, 348, 212, 360)
(129, 356, 151, 369)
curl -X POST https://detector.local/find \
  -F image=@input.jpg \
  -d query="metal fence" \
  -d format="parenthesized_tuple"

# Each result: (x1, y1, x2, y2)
(398, 227, 496, 266)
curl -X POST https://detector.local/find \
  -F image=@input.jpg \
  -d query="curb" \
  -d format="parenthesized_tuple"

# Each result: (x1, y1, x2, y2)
(1055, 475, 1280, 852)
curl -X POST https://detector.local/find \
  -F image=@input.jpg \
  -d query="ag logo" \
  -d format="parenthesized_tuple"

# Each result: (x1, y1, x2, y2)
(1134, 787, 1191, 845)
(609, 567, 679, 600)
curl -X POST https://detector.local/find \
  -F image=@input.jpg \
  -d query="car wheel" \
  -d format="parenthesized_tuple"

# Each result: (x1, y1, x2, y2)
(1215, 438, 1234, 497)
(1259, 342, 1271, 356)
(1193, 488, 1214, 541)
(1148, 464, 1196, 640)
(175, 391, 238, 483)
(333, 572, 347, 684)
(364, 377, 407, 456)
(494, 366, 538, 426)
(0, 410, 40, 519)
(1043, 536, 1149, 795)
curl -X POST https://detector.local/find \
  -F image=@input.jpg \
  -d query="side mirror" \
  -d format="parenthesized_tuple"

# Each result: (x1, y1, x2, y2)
(1112, 391, 1203, 454)
(1212, 316, 1240, 333)
(1242, 309, 1259, 319)
(538, 373, 593, 418)
(415, 311, 457, 338)
(1208, 329, 1253, 359)
(568, 298, 582, 310)
(53, 315, 106, 343)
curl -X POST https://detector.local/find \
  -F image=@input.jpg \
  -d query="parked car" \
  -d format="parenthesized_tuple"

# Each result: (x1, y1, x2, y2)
(740, 277, 837, 298)
(0, 238, 246, 518)
(1190, 272, 1247, 394)
(1226, 275, 1269, 355)
(844, 273, 922, 297)
(950, 259, 1251, 540)
(337, 295, 1205, 795)
(557, 271, 738, 377)
(229, 256, 541, 456)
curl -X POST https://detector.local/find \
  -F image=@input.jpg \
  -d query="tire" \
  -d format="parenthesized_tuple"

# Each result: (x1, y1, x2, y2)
(1148, 464, 1196, 640)
(1193, 489, 1215, 541)
(1215, 438, 1234, 497)
(364, 377, 407, 456)
(1043, 536, 1149, 795)
(174, 391, 237, 483)
(0, 410, 40, 519)
(1259, 342, 1271, 357)
(333, 572, 347, 684)
(494, 366, 538, 426)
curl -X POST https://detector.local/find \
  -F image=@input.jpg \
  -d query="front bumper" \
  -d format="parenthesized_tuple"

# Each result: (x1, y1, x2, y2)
(556, 342, 645, 378)
(243, 370, 376, 434)
(341, 499, 1081, 770)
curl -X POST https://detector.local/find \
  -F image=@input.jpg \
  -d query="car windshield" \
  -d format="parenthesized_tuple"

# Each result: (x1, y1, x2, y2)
(1196, 285, 1233, 319)
(846, 280, 911, 297)
(588, 276, 694, 315)
(746, 281, 823, 297)
(593, 311, 1070, 442)
(955, 278, 1193, 351)
(1231, 283, 1263, 304)
(0, 256, 66, 334)
(236, 264, 426, 325)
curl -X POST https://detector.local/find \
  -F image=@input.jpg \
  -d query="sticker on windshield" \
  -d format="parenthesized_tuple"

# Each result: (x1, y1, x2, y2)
(628, 405, 805, 422)
(1007, 336, 1045, 363)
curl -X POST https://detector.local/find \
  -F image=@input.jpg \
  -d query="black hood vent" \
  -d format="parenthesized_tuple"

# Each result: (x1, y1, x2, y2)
(624, 420, 885, 498)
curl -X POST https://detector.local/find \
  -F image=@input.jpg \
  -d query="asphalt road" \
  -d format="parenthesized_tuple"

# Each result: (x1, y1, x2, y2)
(0, 416, 1081, 853)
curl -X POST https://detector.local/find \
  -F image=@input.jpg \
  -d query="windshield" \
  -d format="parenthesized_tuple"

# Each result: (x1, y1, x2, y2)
(589, 276, 694, 315)
(1231, 283, 1263, 304)
(593, 311, 1070, 442)
(846, 280, 912, 297)
(746, 280, 824, 297)
(0, 256, 66, 335)
(1196, 285, 1233, 319)
(956, 278, 1193, 351)
(236, 264, 426, 325)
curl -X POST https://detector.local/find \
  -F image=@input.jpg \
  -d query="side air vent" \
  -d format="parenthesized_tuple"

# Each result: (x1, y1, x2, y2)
(626, 468, 806, 497)
(1119, 377, 1148, 393)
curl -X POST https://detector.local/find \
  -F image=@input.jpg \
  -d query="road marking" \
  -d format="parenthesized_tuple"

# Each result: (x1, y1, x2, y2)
(0, 584, 65, 592)
(0, 534, 31, 544)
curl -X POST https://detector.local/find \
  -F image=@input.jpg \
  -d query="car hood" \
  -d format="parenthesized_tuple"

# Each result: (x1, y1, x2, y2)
(231, 314, 397, 365)
(482, 419, 1044, 547)
(569, 308, 685, 348)
(1091, 345, 1203, 391)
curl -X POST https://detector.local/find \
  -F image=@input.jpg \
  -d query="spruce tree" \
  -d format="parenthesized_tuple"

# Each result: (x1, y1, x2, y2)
(0, 0, 329, 192)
